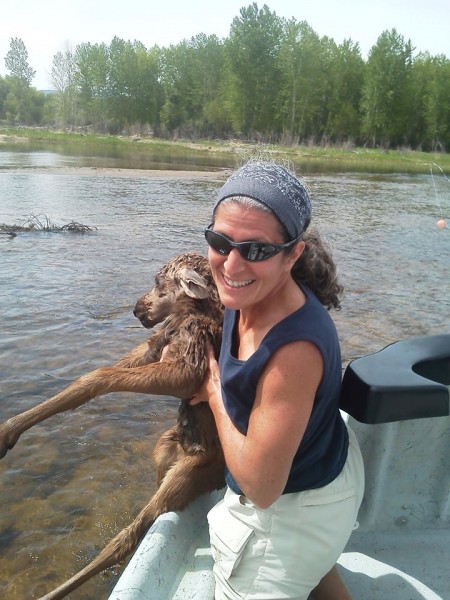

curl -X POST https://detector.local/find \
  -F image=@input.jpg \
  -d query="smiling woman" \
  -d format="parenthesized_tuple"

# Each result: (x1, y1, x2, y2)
(190, 160, 364, 600)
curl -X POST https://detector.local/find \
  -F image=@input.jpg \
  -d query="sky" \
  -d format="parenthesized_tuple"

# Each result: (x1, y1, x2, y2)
(1, 0, 449, 90)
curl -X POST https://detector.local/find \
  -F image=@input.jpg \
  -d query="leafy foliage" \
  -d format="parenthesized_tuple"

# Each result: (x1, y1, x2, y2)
(1, 7, 449, 150)
(5, 38, 35, 85)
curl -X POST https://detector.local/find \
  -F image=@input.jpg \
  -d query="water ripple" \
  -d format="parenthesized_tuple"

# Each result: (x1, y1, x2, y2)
(1, 154, 449, 598)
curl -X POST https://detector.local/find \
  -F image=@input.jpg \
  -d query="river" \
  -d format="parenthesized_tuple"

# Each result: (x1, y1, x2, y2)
(0, 149, 449, 598)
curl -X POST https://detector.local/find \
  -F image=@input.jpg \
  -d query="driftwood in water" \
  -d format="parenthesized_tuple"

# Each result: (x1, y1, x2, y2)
(0, 214, 97, 234)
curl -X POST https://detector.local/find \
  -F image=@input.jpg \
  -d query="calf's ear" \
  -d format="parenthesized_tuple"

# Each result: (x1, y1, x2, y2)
(178, 268, 210, 299)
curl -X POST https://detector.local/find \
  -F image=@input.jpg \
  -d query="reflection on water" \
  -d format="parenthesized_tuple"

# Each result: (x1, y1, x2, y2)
(0, 152, 449, 598)
(0, 145, 234, 172)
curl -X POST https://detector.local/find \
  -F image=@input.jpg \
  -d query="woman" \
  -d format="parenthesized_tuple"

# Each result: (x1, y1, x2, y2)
(191, 161, 364, 600)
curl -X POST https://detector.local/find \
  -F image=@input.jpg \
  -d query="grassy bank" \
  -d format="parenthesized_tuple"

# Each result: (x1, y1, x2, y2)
(1, 127, 449, 175)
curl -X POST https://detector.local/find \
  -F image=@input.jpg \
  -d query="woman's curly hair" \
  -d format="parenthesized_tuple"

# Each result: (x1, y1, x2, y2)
(291, 228, 343, 310)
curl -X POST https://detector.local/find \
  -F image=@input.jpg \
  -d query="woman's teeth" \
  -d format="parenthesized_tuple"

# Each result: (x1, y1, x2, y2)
(224, 276, 254, 288)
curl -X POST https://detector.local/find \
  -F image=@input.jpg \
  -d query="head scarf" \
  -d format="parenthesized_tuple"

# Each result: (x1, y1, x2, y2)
(215, 161, 312, 239)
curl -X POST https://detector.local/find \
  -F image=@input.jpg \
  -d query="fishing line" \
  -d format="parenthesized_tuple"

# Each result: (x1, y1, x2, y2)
(430, 163, 448, 228)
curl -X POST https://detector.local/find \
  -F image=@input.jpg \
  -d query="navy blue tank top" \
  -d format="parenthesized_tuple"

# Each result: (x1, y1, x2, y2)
(219, 283, 348, 495)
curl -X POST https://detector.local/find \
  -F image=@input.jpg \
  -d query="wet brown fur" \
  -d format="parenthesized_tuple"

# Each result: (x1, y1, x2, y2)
(0, 251, 225, 600)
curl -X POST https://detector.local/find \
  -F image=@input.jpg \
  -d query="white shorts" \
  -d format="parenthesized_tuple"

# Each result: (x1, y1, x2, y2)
(207, 425, 365, 600)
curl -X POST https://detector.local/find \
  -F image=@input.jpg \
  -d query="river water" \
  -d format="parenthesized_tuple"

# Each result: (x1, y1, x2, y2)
(0, 150, 449, 599)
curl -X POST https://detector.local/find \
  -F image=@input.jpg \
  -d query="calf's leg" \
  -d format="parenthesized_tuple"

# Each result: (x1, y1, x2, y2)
(0, 360, 203, 458)
(37, 451, 221, 600)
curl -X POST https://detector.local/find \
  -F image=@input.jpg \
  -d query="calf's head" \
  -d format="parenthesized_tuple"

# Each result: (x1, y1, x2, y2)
(134, 251, 219, 329)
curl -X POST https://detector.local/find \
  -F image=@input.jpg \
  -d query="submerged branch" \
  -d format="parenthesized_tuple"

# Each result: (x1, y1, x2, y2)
(0, 214, 97, 234)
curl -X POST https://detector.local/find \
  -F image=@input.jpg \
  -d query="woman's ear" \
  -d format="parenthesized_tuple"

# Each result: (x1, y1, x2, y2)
(288, 240, 306, 267)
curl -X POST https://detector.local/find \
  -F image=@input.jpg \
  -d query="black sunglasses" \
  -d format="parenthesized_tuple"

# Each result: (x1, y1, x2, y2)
(204, 224, 300, 262)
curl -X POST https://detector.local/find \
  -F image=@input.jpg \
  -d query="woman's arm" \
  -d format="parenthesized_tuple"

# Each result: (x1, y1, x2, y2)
(192, 340, 323, 508)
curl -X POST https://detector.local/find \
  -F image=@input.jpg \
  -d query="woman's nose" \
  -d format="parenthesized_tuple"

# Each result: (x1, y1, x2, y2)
(224, 247, 245, 271)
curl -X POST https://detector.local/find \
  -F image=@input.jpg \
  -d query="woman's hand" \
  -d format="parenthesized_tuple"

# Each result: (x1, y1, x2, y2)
(189, 343, 221, 406)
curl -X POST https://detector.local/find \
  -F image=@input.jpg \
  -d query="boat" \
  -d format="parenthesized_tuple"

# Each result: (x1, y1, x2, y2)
(110, 334, 450, 599)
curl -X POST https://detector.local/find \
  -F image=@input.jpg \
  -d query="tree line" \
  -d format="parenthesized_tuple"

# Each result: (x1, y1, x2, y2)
(1, 3, 449, 151)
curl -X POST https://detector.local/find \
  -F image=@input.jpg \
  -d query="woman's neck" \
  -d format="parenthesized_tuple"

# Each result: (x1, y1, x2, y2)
(236, 279, 306, 360)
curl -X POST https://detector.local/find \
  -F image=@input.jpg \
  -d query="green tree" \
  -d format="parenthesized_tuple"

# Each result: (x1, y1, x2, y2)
(0, 75, 9, 119)
(308, 35, 337, 142)
(160, 34, 226, 136)
(1, 78, 44, 125)
(74, 42, 110, 129)
(278, 21, 346, 143)
(5, 37, 35, 85)
(361, 29, 414, 147)
(159, 41, 193, 133)
(225, 3, 284, 136)
(134, 44, 163, 131)
(4, 37, 37, 123)
(325, 39, 365, 143)
(51, 44, 79, 128)
(409, 53, 440, 150)
(108, 38, 162, 132)
(2, 86, 19, 123)
(434, 56, 450, 150)
(189, 33, 228, 135)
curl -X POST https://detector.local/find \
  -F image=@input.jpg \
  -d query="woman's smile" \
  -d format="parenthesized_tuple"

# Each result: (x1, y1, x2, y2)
(223, 274, 255, 288)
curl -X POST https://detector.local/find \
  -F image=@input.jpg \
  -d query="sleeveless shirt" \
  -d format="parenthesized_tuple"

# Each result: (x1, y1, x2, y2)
(219, 283, 348, 495)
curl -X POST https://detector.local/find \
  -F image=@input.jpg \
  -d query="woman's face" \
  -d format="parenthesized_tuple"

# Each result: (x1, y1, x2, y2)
(208, 202, 303, 312)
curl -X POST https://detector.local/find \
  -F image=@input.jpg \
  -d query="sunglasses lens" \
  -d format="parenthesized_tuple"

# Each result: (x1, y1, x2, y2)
(243, 243, 276, 261)
(205, 227, 285, 262)
(205, 229, 232, 255)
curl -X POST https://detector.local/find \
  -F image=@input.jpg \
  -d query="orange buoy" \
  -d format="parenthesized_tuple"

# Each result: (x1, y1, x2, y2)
(437, 218, 446, 229)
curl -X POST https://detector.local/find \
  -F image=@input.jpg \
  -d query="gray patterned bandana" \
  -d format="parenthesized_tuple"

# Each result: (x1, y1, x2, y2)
(215, 161, 312, 239)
